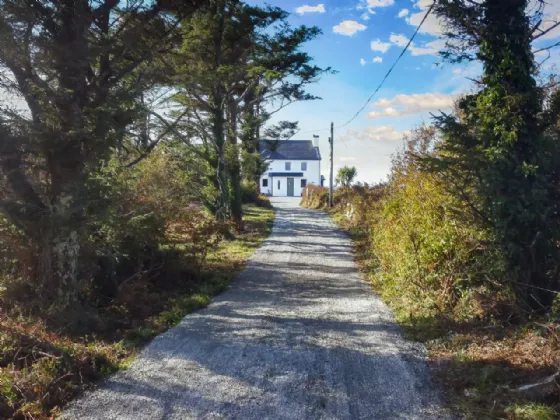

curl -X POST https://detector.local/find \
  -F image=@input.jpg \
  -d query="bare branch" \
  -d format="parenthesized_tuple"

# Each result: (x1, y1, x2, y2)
(532, 20, 560, 41)
(534, 40, 560, 54)
(125, 108, 190, 167)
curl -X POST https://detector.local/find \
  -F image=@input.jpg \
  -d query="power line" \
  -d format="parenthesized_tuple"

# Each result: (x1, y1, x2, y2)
(299, 1, 436, 137)
(338, 1, 435, 129)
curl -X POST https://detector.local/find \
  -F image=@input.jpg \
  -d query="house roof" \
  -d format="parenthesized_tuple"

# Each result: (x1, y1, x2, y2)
(259, 140, 321, 161)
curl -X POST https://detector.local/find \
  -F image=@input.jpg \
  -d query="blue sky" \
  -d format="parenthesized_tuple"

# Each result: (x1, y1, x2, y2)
(249, 0, 560, 183)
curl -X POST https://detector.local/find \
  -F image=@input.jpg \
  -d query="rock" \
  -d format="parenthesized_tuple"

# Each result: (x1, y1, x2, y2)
(514, 372, 559, 399)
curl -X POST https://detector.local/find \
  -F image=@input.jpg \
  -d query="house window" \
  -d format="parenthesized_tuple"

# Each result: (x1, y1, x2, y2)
(262, 179, 268, 187)
(301, 162, 307, 171)
(285, 162, 291, 170)
(277, 180, 281, 190)
(301, 179, 307, 188)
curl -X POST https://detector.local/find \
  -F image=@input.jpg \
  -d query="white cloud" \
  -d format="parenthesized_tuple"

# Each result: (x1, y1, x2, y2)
(296, 4, 326, 15)
(410, 39, 446, 56)
(361, 12, 371, 21)
(390, 33, 409, 47)
(367, 92, 456, 119)
(338, 125, 409, 142)
(333, 20, 367, 36)
(371, 39, 391, 53)
(398, 8, 409, 18)
(407, 0, 445, 36)
(373, 56, 383, 63)
(406, 1, 559, 47)
(360, 58, 367, 66)
(388, 33, 445, 56)
(362, 0, 395, 9)
(413, 0, 433, 9)
(358, 0, 394, 19)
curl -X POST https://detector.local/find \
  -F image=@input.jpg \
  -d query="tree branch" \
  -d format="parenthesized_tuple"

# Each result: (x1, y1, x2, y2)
(532, 21, 560, 41)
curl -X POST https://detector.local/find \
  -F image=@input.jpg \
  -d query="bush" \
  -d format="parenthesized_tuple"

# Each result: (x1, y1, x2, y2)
(372, 164, 509, 322)
(241, 180, 259, 203)
(301, 185, 329, 209)
(305, 131, 513, 324)
(0, 146, 226, 319)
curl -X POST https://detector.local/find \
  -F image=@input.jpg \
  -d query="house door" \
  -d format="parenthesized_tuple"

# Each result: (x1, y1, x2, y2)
(287, 178, 294, 196)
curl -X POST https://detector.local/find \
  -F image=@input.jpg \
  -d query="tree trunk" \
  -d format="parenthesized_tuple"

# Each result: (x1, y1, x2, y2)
(227, 97, 243, 231)
(213, 107, 229, 221)
(211, 0, 230, 222)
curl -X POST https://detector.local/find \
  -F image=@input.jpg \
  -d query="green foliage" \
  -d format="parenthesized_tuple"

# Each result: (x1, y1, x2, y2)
(305, 127, 512, 323)
(336, 166, 357, 188)
(427, 0, 560, 312)
(0, 202, 274, 419)
(0, 0, 203, 303)
(240, 180, 260, 203)
(373, 165, 508, 320)
(172, 0, 331, 222)
(339, 131, 511, 323)
(505, 403, 558, 420)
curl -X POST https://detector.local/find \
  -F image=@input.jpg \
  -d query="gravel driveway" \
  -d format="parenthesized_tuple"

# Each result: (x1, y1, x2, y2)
(65, 197, 450, 419)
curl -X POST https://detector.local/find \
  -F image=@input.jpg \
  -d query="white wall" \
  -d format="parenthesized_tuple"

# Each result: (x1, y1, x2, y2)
(259, 159, 321, 196)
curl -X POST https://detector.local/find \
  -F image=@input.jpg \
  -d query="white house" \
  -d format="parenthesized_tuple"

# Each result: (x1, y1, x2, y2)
(259, 139, 322, 197)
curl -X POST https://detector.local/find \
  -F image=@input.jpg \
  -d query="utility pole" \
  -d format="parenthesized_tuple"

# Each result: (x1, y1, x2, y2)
(329, 121, 334, 207)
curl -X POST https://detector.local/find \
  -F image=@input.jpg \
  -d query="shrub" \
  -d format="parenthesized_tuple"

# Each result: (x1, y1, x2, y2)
(301, 185, 329, 209)
(372, 164, 509, 321)
(310, 130, 513, 324)
(241, 180, 260, 203)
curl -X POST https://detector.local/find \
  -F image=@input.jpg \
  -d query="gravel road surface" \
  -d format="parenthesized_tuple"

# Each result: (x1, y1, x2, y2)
(65, 197, 450, 420)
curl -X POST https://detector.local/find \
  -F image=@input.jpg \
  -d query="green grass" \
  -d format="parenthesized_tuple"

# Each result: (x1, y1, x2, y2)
(120, 203, 274, 349)
(505, 403, 558, 420)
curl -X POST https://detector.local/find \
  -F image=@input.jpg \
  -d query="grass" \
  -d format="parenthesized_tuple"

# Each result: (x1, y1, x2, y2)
(505, 403, 558, 420)
(313, 198, 560, 420)
(0, 202, 274, 419)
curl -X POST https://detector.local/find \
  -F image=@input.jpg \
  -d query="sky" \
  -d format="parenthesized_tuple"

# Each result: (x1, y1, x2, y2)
(249, 0, 560, 184)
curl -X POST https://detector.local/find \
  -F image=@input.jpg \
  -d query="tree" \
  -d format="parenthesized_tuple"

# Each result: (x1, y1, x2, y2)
(421, 0, 560, 311)
(336, 166, 357, 188)
(173, 0, 330, 227)
(0, 0, 201, 303)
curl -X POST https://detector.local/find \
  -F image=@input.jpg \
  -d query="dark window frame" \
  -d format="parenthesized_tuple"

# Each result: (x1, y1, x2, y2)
(277, 180, 281, 190)
(301, 162, 307, 171)
(301, 179, 307, 188)
(285, 161, 291, 170)
(262, 178, 268, 187)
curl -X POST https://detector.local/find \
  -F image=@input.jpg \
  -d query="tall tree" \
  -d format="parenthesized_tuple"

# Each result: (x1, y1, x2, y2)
(0, 0, 201, 303)
(174, 0, 330, 227)
(422, 0, 560, 311)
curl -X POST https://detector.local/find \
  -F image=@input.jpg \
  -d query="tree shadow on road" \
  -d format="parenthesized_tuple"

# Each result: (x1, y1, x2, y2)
(65, 199, 451, 419)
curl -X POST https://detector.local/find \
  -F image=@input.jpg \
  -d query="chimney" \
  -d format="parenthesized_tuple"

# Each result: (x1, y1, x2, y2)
(312, 135, 319, 149)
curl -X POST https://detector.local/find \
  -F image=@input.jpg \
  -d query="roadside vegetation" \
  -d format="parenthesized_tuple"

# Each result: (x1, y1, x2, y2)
(0, 144, 274, 418)
(0, 0, 323, 418)
(303, 1, 560, 418)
